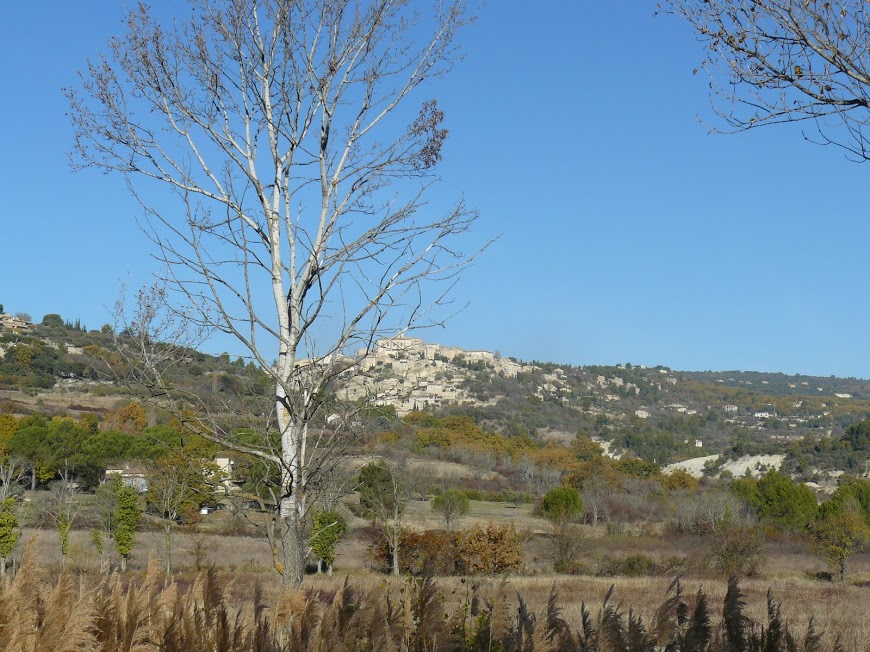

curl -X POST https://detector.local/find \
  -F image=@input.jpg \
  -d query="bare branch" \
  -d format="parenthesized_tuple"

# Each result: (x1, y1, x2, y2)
(67, 0, 480, 586)
(664, 0, 870, 160)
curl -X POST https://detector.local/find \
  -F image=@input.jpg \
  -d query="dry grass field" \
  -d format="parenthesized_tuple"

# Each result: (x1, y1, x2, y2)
(2, 544, 867, 651)
(5, 481, 870, 652)
(10, 490, 870, 650)
(293, 574, 870, 651)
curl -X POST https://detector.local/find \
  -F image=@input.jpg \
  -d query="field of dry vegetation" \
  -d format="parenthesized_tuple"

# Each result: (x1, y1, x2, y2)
(2, 540, 868, 652)
(5, 494, 870, 651)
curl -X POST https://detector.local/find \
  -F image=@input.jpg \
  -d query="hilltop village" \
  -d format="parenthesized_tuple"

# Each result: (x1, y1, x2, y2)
(335, 336, 869, 443)
(341, 337, 532, 415)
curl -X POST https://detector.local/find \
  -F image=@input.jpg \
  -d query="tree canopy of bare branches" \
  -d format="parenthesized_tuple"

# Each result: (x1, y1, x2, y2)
(664, 0, 870, 160)
(67, 0, 479, 585)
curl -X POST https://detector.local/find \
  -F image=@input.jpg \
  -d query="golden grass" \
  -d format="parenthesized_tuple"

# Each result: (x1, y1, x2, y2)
(1, 538, 866, 651)
(296, 573, 869, 651)
(10, 519, 870, 650)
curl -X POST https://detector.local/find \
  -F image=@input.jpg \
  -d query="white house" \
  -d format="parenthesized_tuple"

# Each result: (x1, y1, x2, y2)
(0, 313, 33, 333)
(105, 466, 148, 492)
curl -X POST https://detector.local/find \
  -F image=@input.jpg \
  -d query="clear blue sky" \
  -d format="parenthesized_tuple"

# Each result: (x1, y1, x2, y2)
(1, 2, 868, 378)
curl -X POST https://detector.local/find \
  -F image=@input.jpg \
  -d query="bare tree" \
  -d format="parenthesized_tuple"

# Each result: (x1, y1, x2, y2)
(357, 459, 406, 575)
(67, 0, 480, 586)
(671, 489, 751, 535)
(146, 453, 219, 576)
(41, 481, 79, 574)
(664, 0, 870, 160)
(0, 456, 26, 504)
(581, 474, 613, 529)
(0, 459, 25, 580)
(89, 482, 119, 574)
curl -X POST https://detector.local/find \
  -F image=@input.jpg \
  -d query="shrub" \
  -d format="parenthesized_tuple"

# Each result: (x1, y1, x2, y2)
(369, 530, 454, 575)
(595, 553, 688, 578)
(401, 530, 458, 576)
(549, 522, 587, 574)
(540, 486, 583, 524)
(662, 469, 700, 491)
(311, 509, 348, 574)
(455, 523, 523, 575)
(810, 506, 869, 582)
(370, 524, 523, 576)
(706, 518, 766, 577)
(431, 489, 470, 531)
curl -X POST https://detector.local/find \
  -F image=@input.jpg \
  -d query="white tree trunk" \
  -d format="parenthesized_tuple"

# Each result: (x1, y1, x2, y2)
(391, 529, 400, 577)
(68, 0, 479, 587)
(164, 523, 173, 577)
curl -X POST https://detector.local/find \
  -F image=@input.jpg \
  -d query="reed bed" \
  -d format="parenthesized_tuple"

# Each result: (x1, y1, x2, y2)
(0, 541, 862, 652)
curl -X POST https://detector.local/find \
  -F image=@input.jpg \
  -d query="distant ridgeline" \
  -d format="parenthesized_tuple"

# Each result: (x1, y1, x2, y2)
(682, 369, 870, 401)
(2, 317, 870, 474)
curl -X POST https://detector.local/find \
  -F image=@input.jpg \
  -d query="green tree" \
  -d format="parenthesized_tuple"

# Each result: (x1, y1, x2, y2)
(432, 489, 470, 532)
(613, 457, 662, 480)
(0, 498, 18, 579)
(736, 470, 818, 531)
(113, 480, 142, 571)
(0, 415, 19, 452)
(8, 416, 54, 489)
(565, 456, 623, 492)
(663, 469, 700, 492)
(9, 417, 105, 490)
(572, 434, 604, 462)
(541, 486, 585, 573)
(310, 509, 347, 575)
(82, 430, 134, 467)
(41, 314, 64, 328)
(358, 463, 403, 514)
(811, 506, 869, 582)
(842, 421, 870, 452)
(729, 477, 759, 508)
(540, 487, 583, 525)
(819, 478, 870, 525)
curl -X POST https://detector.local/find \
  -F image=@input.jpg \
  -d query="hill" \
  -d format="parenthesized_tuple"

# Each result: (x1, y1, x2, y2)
(0, 312, 270, 422)
(2, 312, 870, 480)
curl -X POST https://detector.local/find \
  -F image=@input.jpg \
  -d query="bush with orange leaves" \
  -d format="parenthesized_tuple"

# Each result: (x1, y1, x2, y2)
(370, 523, 523, 577)
(454, 523, 523, 576)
